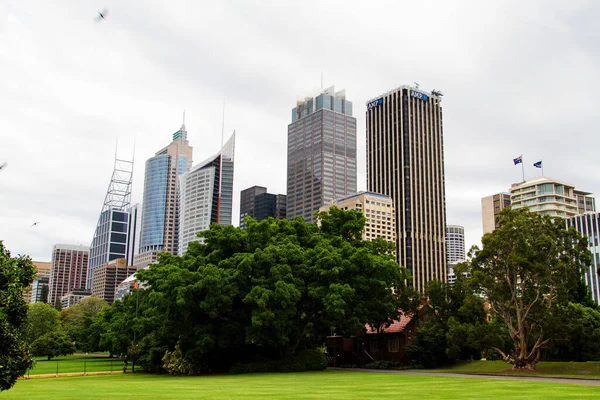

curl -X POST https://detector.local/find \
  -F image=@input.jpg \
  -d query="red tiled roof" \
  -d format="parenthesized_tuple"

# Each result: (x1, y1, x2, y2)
(366, 313, 413, 334)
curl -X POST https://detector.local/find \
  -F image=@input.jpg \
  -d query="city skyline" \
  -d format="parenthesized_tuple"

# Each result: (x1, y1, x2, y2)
(1, 1, 599, 262)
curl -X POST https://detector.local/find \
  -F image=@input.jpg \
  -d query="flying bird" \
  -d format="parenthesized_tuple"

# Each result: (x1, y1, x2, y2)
(0, 162, 6, 171)
(95, 8, 108, 22)
(31, 222, 40, 228)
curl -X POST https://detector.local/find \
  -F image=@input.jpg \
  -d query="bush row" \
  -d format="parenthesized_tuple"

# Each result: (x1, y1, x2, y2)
(229, 349, 327, 374)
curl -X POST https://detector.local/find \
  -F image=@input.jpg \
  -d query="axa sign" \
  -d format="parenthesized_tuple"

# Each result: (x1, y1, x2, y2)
(410, 90, 429, 101)
(367, 98, 384, 110)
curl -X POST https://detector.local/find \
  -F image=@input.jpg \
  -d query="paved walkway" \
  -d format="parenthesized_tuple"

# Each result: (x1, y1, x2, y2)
(328, 368, 600, 387)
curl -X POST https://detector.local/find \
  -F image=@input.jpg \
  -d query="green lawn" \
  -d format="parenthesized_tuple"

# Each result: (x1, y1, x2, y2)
(4, 370, 600, 399)
(26, 355, 125, 376)
(431, 360, 600, 378)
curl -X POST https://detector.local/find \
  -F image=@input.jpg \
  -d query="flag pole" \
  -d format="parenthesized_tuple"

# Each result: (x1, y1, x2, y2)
(541, 160, 544, 176)
(521, 154, 525, 182)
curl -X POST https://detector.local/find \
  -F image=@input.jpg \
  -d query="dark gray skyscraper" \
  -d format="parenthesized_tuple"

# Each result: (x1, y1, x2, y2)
(366, 85, 447, 292)
(287, 86, 357, 222)
(239, 186, 286, 229)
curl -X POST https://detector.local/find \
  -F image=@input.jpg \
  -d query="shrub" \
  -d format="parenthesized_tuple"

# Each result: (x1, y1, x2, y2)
(364, 360, 408, 370)
(229, 349, 326, 374)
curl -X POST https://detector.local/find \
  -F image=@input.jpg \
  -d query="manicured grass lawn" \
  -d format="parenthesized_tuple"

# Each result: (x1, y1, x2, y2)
(4, 370, 599, 399)
(431, 360, 600, 378)
(26, 355, 124, 376)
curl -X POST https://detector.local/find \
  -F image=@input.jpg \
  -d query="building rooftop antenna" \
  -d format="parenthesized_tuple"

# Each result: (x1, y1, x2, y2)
(414, 82, 420, 89)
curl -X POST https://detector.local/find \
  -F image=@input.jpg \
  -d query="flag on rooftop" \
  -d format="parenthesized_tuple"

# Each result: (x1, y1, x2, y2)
(513, 155, 523, 165)
(533, 160, 542, 168)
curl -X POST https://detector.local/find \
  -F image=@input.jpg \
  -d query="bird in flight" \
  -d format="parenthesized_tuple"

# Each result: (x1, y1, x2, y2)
(0, 162, 6, 171)
(95, 8, 108, 22)
(31, 222, 40, 228)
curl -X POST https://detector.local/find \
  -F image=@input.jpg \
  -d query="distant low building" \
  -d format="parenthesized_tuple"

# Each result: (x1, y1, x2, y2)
(510, 176, 595, 218)
(481, 193, 511, 235)
(61, 288, 91, 309)
(92, 258, 137, 304)
(566, 212, 600, 305)
(114, 272, 141, 302)
(29, 276, 49, 303)
(24, 261, 51, 302)
(319, 191, 395, 243)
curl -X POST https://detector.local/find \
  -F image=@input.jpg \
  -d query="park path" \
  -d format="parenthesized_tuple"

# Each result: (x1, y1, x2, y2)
(328, 368, 600, 387)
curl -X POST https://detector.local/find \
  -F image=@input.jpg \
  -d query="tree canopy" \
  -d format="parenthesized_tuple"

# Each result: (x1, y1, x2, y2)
(131, 210, 411, 373)
(0, 241, 36, 391)
(24, 303, 61, 344)
(467, 207, 592, 370)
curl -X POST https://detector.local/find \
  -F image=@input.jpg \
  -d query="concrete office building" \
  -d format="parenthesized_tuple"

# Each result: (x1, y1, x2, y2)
(92, 258, 137, 304)
(446, 225, 465, 264)
(136, 121, 193, 266)
(446, 225, 465, 285)
(178, 132, 235, 255)
(61, 288, 92, 309)
(287, 86, 357, 222)
(29, 276, 49, 303)
(24, 261, 51, 302)
(566, 213, 600, 305)
(510, 176, 595, 218)
(320, 191, 395, 243)
(48, 244, 89, 305)
(481, 193, 511, 235)
(366, 85, 447, 292)
(239, 186, 286, 229)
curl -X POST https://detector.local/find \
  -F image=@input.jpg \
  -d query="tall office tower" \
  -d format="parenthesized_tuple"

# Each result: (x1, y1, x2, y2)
(136, 122, 193, 267)
(566, 213, 600, 305)
(446, 225, 465, 264)
(366, 85, 447, 292)
(510, 176, 595, 218)
(48, 244, 89, 305)
(178, 132, 235, 255)
(91, 258, 137, 304)
(287, 86, 357, 222)
(87, 151, 139, 289)
(481, 192, 511, 235)
(239, 186, 287, 229)
(319, 191, 396, 243)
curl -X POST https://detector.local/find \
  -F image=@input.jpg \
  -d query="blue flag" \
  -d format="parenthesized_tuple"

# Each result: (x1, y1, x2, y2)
(513, 156, 522, 165)
(533, 160, 542, 168)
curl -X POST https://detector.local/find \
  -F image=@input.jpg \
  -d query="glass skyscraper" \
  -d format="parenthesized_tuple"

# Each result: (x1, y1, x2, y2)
(87, 153, 139, 289)
(287, 86, 356, 222)
(239, 185, 286, 229)
(178, 132, 235, 256)
(136, 123, 193, 266)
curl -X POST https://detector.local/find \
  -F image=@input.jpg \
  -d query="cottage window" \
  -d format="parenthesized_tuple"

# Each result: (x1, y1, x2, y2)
(388, 337, 400, 353)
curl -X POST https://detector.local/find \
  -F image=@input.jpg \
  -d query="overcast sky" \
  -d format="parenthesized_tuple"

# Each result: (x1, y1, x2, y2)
(1, 0, 599, 262)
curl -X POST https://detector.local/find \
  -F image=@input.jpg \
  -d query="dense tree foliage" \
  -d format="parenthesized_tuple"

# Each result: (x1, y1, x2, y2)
(405, 275, 507, 368)
(24, 303, 61, 344)
(466, 207, 592, 370)
(30, 331, 75, 360)
(61, 296, 108, 351)
(0, 241, 35, 391)
(544, 302, 600, 362)
(128, 209, 410, 373)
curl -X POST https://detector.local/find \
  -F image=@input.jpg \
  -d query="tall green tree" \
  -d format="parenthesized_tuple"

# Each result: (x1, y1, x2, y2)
(134, 210, 411, 373)
(467, 207, 591, 370)
(30, 331, 75, 360)
(0, 241, 36, 391)
(24, 303, 61, 344)
(61, 296, 108, 351)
